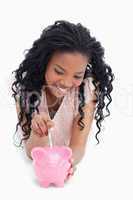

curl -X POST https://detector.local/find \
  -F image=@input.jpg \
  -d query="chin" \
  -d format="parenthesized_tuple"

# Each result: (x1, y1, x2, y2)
(47, 86, 62, 98)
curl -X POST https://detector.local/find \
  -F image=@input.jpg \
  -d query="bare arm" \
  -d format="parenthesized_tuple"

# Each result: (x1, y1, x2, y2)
(15, 97, 50, 159)
(69, 98, 96, 166)
(24, 130, 50, 159)
(16, 97, 56, 160)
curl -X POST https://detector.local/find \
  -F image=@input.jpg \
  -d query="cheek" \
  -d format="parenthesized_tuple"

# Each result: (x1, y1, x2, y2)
(45, 70, 58, 84)
(73, 79, 83, 87)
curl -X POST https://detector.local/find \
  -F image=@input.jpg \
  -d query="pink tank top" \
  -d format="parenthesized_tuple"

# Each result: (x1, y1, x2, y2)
(36, 77, 95, 146)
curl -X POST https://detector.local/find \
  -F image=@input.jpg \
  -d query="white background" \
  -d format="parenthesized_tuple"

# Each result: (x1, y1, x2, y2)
(0, 0, 132, 199)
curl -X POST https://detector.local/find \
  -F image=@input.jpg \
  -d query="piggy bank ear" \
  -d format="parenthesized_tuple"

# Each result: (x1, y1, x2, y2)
(60, 146, 72, 159)
(31, 147, 46, 162)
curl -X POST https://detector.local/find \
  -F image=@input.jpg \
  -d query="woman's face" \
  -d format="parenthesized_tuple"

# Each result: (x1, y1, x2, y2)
(44, 51, 89, 98)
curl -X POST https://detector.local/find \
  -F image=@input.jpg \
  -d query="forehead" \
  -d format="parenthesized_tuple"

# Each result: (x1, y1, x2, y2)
(48, 51, 89, 71)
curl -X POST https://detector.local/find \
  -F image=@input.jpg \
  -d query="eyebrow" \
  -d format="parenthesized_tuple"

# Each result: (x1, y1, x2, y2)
(54, 64, 85, 74)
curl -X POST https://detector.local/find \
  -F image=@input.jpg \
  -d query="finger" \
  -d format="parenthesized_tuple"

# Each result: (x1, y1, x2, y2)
(38, 119, 47, 135)
(68, 158, 74, 169)
(71, 158, 74, 162)
(66, 173, 72, 181)
(41, 112, 54, 128)
(69, 157, 74, 164)
(31, 119, 40, 133)
(47, 120, 54, 129)
(32, 120, 43, 136)
(67, 163, 73, 176)
(32, 115, 45, 135)
(41, 112, 51, 122)
(69, 168, 74, 174)
(68, 165, 74, 175)
(37, 118, 47, 136)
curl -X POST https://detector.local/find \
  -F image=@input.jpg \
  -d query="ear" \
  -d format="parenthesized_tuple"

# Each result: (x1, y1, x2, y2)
(31, 147, 46, 162)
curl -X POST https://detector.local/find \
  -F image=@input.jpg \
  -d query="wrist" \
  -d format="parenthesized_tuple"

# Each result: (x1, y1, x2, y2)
(69, 145, 85, 166)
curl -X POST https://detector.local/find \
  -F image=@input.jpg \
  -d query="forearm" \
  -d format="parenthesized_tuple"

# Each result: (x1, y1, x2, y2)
(69, 144, 85, 166)
(24, 130, 49, 159)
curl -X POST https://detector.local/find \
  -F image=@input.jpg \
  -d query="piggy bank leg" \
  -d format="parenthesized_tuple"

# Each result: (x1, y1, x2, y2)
(39, 180, 50, 188)
(54, 180, 64, 187)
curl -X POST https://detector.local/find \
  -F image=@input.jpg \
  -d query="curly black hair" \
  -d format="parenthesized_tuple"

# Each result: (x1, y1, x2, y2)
(11, 20, 115, 148)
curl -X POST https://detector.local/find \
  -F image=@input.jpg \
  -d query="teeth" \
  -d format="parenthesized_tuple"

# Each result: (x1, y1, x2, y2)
(57, 86, 67, 94)
(58, 87, 67, 92)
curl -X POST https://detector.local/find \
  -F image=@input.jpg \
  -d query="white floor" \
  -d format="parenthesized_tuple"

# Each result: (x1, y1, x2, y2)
(0, 100, 132, 200)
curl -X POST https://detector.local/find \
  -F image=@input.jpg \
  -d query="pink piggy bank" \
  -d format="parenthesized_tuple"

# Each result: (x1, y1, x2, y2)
(31, 146, 72, 187)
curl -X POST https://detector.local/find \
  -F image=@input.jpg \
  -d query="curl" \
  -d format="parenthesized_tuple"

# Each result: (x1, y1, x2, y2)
(11, 20, 115, 147)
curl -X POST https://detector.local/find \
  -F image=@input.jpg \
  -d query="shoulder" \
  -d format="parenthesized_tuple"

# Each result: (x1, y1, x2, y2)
(83, 77, 98, 106)
(70, 79, 97, 148)
(73, 77, 98, 121)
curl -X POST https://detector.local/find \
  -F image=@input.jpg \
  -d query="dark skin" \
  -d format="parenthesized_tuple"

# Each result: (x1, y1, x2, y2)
(44, 51, 89, 115)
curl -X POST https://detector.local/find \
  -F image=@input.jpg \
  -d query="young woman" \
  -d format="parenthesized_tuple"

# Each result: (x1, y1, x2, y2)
(11, 20, 114, 180)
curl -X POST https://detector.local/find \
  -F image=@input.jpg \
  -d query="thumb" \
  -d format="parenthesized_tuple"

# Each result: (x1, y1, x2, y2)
(46, 120, 55, 129)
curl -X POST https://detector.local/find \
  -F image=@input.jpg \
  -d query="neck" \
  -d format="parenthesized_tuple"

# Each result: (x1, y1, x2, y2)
(45, 87, 63, 107)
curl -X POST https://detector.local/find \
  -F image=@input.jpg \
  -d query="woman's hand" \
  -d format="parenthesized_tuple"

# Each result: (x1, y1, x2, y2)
(65, 157, 77, 181)
(30, 112, 54, 137)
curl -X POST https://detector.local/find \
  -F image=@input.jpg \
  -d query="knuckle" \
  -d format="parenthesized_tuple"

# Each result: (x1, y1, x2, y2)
(41, 113, 50, 121)
(32, 113, 37, 118)
(47, 120, 54, 127)
(40, 125, 45, 132)
(33, 123, 39, 131)
(40, 120, 47, 128)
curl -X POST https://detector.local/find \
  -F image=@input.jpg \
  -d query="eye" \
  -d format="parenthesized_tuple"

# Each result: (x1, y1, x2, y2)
(54, 68, 83, 79)
(74, 76, 83, 79)
(54, 68, 64, 75)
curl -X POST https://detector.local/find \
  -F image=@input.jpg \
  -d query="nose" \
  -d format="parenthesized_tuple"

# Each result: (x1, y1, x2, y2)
(59, 79, 73, 89)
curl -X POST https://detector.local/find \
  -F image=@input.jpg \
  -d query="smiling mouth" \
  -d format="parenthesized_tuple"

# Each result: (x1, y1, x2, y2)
(56, 86, 68, 95)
